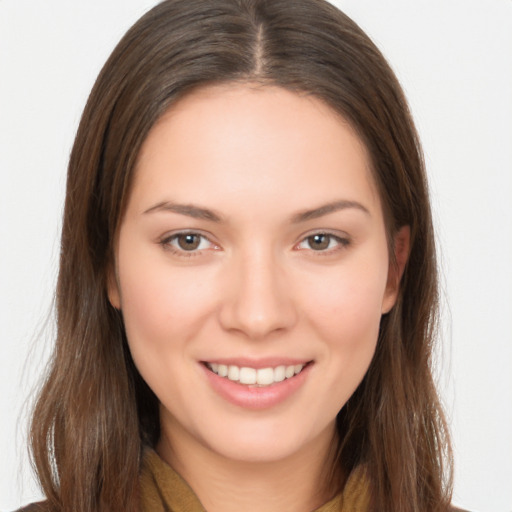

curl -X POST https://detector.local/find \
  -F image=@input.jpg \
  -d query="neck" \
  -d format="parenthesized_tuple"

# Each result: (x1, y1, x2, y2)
(156, 423, 341, 512)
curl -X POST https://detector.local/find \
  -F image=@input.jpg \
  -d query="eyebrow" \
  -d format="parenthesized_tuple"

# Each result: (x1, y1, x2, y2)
(290, 200, 370, 223)
(143, 201, 223, 222)
(143, 198, 370, 223)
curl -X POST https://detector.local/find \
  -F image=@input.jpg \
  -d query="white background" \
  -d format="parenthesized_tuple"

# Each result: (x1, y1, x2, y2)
(1, 1, 511, 510)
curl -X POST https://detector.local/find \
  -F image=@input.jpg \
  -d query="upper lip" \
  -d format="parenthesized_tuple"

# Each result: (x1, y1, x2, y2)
(201, 358, 313, 369)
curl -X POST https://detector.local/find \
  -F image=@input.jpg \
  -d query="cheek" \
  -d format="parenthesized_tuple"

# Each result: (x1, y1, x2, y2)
(119, 268, 175, 345)
(305, 258, 387, 331)
(116, 244, 218, 356)
(308, 267, 386, 413)
(297, 253, 388, 373)
(122, 280, 211, 342)
(116, 250, 221, 410)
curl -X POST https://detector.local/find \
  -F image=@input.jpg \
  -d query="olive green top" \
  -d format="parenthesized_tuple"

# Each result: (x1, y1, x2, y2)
(139, 449, 370, 512)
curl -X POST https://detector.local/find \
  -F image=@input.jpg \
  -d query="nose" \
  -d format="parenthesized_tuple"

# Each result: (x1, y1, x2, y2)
(218, 248, 298, 340)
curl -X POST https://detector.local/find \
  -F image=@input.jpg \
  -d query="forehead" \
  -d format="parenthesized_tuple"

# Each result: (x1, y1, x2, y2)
(129, 83, 381, 218)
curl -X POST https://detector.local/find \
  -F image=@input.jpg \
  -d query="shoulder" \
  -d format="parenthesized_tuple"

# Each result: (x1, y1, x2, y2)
(14, 502, 49, 512)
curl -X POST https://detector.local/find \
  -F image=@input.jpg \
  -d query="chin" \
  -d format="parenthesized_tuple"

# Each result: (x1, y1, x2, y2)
(192, 415, 336, 465)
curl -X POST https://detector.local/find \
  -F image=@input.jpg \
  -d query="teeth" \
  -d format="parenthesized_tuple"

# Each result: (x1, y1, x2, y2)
(228, 365, 240, 381)
(274, 365, 285, 382)
(239, 367, 256, 384)
(256, 367, 274, 386)
(207, 363, 306, 386)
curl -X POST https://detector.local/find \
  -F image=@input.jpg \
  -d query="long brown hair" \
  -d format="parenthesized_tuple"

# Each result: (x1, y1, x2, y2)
(30, 1, 453, 510)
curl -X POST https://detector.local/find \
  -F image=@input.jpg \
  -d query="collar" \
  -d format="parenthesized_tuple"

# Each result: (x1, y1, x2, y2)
(139, 449, 369, 512)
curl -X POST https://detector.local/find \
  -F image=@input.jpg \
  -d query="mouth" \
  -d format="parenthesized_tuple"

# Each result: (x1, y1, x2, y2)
(203, 361, 311, 387)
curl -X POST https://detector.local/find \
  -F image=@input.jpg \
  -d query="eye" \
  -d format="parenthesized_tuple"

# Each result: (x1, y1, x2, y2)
(162, 232, 216, 253)
(296, 232, 349, 252)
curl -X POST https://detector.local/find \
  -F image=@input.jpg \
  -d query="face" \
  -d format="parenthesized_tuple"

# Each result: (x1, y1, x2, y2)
(109, 84, 404, 466)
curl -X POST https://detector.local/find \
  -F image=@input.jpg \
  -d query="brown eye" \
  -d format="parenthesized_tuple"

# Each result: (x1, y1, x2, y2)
(307, 234, 331, 250)
(296, 232, 349, 253)
(162, 231, 217, 255)
(176, 233, 201, 251)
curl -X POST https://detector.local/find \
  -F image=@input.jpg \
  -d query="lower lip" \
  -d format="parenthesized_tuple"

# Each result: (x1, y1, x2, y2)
(202, 363, 312, 410)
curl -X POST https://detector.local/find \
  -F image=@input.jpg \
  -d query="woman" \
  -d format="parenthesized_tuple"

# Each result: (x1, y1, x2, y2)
(20, 0, 456, 510)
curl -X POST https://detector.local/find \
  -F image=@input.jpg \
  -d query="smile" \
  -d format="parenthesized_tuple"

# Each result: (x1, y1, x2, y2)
(205, 362, 307, 387)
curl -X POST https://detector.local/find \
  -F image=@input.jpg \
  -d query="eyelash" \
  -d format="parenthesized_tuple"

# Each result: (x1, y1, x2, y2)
(159, 230, 350, 257)
(160, 231, 217, 257)
(295, 232, 350, 254)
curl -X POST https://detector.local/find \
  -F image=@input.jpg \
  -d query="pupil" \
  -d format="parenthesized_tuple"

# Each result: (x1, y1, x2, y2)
(309, 234, 329, 250)
(178, 234, 200, 250)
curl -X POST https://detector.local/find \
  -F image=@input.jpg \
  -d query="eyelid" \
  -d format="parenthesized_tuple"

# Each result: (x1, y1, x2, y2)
(158, 229, 350, 256)
(160, 229, 220, 255)
(294, 229, 351, 252)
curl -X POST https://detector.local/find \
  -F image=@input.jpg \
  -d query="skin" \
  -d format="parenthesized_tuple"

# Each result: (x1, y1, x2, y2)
(109, 84, 409, 512)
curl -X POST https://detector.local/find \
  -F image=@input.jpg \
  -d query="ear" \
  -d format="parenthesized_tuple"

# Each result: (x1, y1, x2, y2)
(381, 225, 410, 314)
(107, 263, 121, 310)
